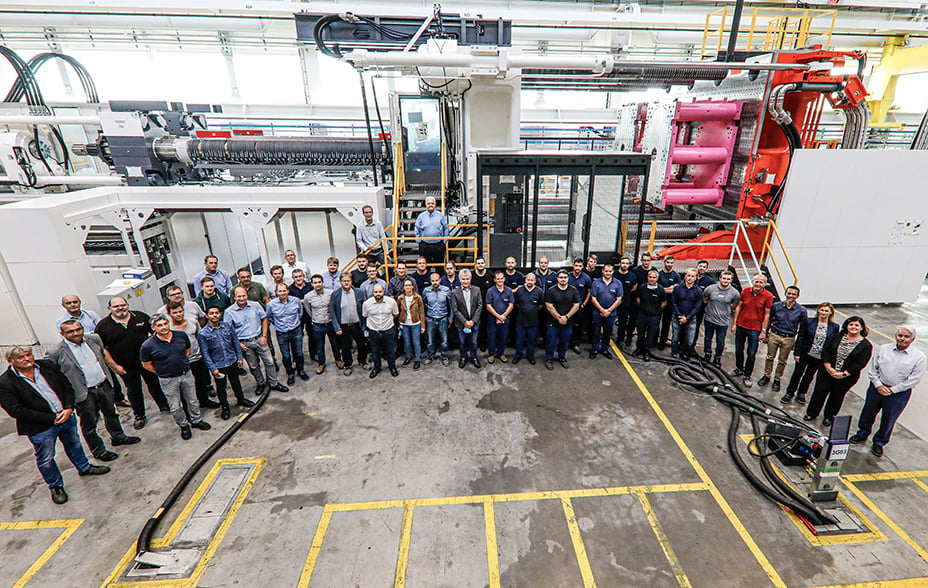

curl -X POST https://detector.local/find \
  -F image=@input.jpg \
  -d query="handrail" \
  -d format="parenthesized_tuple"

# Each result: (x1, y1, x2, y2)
(757, 219, 799, 290)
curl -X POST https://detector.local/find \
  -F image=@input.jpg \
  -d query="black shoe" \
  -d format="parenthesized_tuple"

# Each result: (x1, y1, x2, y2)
(631, 350, 643, 358)
(822, 417, 833, 427)
(703, 353, 712, 363)
(779, 394, 793, 404)
(180, 425, 192, 440)
(601, 350, 613, 360)
(238, 367, 248, 376)
(589, 351, 597, 359)
(254, 384, 267, 396)
(731, 367, 744, 377)
(571, 345, 582, 354)
(414, 361, 420, 370)
(369, 369, 380, 379)
(757, 376, 771, 387)
(512, 356, 522, 364)
(270, 383, 289, 392)
(391, 369, 399, 377)
(298, 371, 310, 381)
(795, 394, 806, 405)
(643, 354, 651, 362)
(93, 450, 119, 462)
(133, 416, 146, 430)
(712, 357, 722, 368)
(221, 406, 231, 420)
(560, 358, 570, 369)
(50, 486, 68, 504)
(79, 465, 111, 476)
(802, 414, 815, 421)
(287, 374, 296, 385)
(472, 358, 481, 368)
(403, 358, 412, 367)
(872, 445, 884, 457)
(545, 360, 554, 370)
(459, 358, 467, 368)
(237, 398, 256, 408)
(200, 400, 221, 409)
(191, 420, 211, 431)
(771, 380, 781, 392)
(112, 436, 141, 446)
(159, 406, 171, 413)
(849, 434, 866, 445)
(526, 357, 536, 365)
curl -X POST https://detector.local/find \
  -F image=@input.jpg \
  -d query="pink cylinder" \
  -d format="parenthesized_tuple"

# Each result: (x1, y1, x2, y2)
(670, 146, 731, 164)
(662, 188, 724, 205)
(675, 101, 741, 122)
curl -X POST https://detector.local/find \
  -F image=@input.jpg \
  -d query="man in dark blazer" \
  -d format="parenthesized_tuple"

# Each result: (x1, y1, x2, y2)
(329, 272, 369, 376)
(0, 346, 110, 505)
(49, 320, 141, 462)
(452, 269, 483, 368)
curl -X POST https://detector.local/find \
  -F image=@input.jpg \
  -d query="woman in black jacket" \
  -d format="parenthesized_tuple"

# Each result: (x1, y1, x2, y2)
(782, 302, 839, 405)
(803, 316, 873, 427)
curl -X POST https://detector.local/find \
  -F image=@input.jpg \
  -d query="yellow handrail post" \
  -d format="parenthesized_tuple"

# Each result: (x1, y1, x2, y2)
(648, 221, 657, 256)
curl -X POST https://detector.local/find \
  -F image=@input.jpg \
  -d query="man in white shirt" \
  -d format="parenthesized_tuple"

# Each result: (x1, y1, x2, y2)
(851, 325, 927, 457)
(362, 284, 399, 378)
(282, 250, 310, 286)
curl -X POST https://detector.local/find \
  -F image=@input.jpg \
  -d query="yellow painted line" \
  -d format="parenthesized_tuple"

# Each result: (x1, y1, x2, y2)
(561, 497, 597, 587)
(842, 479, 928, 565)
(635, 491, 692, 587)
(911, 477, 928, 495)
(811, 577, 928, 588)
(612, 341, 787, 588)
(0, 519, 84, 588)
(101, 457, 265, 587)
(329, 499, 407, 512)
(394, 503, 415, 587)
(296, 505, 335, 588)
(843, 470, 928, 483)
(314, 455, 337, 460)
(483, 501, 501, 588)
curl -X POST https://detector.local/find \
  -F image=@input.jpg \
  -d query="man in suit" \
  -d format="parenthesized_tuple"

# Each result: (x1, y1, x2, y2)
(48, 320, 141, 462)
(329, 272, 368, 377)
(0, 346, 111, 504)
(452, 269, 483, 368)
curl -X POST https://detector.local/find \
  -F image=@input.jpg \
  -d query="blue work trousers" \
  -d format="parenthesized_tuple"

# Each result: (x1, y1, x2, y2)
(546, 323, 572, 361)
(515, 324, 538, 359)
(487, 318, 509, 356)
(591, 312, 617, 353)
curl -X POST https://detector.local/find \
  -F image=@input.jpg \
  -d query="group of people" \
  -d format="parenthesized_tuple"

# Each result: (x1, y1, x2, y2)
(2, 241, 926, 507)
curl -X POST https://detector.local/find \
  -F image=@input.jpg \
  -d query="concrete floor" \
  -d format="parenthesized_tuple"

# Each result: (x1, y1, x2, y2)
(4, 294, 928, 587)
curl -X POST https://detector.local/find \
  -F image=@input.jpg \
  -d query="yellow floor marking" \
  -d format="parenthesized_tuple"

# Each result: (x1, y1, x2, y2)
(394, 503, 415, 587)
(0, 519, 83, 588)
(561, 497, 597, 588)
(843, 470, 928, 483)
(735, 434, 886, 546)
(612, 341, 787, 588)
(296, 505, 335, 588)
(314, 455, 337, 460)
(483, 501, 501, 588)
(635, 491, 692, 588)
(910, 478, 928, 495)
(841, 478, 928, 565)
(812, 577, 928, 588)
(100, 457, 265, 588)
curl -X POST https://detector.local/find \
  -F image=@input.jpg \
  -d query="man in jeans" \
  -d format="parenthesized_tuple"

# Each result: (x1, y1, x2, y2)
(731, 274, 774, 388)
(225, 287, 289, 396)
(701, 270, 740, 368)
(758, 285, 806, 392)
(0, 346, 111, 505)
(422, 272, 453, 366)
(197, 307, 255, 421)
(363, 284, 399, 378)
(590, 263, 623, 360)
(140, 314, 211, 440)
(544, 270, 581, 370)
(303, 274, 337, 374)
(671, 269, 702, 360)
(513, 272, 543, 365)
(266, 283, 309, 385)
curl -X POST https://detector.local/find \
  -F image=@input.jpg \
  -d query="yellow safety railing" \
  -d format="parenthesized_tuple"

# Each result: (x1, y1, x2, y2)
(701, 6, 836, 59)
(757, 219, 799, 290)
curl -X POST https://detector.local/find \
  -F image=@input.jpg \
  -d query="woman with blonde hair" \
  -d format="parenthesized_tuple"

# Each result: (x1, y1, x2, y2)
(781, 302, 838, 405)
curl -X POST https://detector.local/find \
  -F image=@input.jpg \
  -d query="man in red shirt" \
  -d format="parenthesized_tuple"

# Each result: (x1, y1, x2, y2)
(730, 274, 773, 388)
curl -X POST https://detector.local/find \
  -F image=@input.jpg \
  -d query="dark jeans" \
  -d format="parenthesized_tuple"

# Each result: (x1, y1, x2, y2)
(27, 414, 90, 488)
(214, 363, 246, 406)
(786, 354, 821, 397)
(487, 318, 509, 356)
(625, 302, 639, 345)
(591, 312, 617, 353)
(806, 371, 857, 420)
(120, 366, 168, 419)
(658, 305, 674, 348)
(734, 326, 760, 376)
(855, 384, 912, 448)
(616, 301, 633, 345)
(75, 382, 128, 456)
(427, 317, 450, 359)
(671, 319, 697, 357)
(190, 358, 214, 406)
(276, 327, 305, 375)
(703, 321, 729, 358)
(337, 323, 367, 367)
(571, 305, 591, 346)
(516, 323, 538, 359)
(419, 241, 445, 265)
(546, 323, 572, 361)
(369, 327, 397, 372)
(635, 314, 660, 356)
(458, 324, 479, 360)
(313, 322, 337, 366)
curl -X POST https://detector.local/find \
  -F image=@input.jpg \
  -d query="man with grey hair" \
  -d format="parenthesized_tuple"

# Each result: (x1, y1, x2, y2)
(730, 274, 773, 388)
(414, 196, 449, 265)
(226, 286, 289, 395)
(0, 346, 110, 504)
(850, 325, 927, 457)
(140, 314, 211, 440)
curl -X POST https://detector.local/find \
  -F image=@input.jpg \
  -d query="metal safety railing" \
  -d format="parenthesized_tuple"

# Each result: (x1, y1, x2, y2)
(701, 6, 836, 59)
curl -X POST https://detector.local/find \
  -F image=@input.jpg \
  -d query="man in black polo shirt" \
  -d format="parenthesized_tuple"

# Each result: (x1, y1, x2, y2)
(471, 257, 493, 351)
(513, 272, 544, 365)
(544, 270, 581, 370)
(503, 257, 525, 290)
(95, 297, 168, 430)
(615, 256, 639, 348)
(657, 256, 682, 350)
(140, 314, 211, 440)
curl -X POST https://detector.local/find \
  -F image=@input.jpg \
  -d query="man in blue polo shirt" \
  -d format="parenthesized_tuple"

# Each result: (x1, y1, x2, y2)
(140, 314, 211, 440)
(590, 263, 623, 360)
(486, 271, 515, 364)
(671, 269, 703, 359)
(225, 286, 289, 395)
(567, 258, 592, 354)
(422, 272, 453, 366)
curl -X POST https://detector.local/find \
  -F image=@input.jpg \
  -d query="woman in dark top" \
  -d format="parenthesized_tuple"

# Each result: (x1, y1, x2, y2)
(782, 302, 839, 405)
(803, 316, 873, 427)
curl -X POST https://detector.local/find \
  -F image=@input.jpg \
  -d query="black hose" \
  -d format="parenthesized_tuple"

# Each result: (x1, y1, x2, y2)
(0, 46, 44, 107)
(6, 52, 100, 104)
(370, 76, 392, 170)
(358, 71, 380, 185)
(137, 390, 273, 555)
(313, 14, 345, 59)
